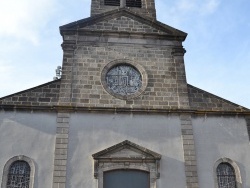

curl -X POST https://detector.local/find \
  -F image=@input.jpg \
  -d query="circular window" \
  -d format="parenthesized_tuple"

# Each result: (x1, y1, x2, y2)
(101, 60, 147, 100)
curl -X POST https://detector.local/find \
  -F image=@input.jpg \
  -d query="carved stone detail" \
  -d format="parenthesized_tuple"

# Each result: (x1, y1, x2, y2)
(92, 140, 161, 188)
(106, 65, 142, 96)
(101, 59, 148, 100)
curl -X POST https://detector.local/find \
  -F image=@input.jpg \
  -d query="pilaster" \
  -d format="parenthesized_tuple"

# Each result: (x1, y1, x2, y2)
(180, 114, 199, 188)
(52, 112, 70, 188)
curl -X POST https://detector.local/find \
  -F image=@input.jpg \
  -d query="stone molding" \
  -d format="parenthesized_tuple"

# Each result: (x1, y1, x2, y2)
(1, 155, 35, 188)
(92, 140, 161, 188)
(101, 59, 148, 100)
(60, 8, 187, 41)
(0, 105, 249, 115)
(214, 157, 242, 188)
(172, 47, 186, 56)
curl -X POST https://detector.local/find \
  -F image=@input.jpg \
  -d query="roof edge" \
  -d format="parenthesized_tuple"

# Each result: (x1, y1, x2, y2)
(59, 8, 187, 38)
(0, 79, 61, 100)
(1, 105, 249, 115)
(187, 83, 249, 110)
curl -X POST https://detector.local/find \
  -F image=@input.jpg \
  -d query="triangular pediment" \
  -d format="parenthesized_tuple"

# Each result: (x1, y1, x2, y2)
(92, 140, 161, 160)
(83, 15, 168, 34)
(60, 8, 186, 40)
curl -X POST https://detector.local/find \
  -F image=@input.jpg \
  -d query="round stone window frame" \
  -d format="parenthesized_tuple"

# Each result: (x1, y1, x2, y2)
(1, 155, 35, 188)
(101, 59, 148, 100)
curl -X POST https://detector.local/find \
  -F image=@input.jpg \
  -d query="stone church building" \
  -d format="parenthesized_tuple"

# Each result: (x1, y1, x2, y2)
(0, 0, 250, 188)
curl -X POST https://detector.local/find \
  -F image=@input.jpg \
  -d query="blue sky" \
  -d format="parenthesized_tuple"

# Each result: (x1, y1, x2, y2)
(0, 0, 249, 108)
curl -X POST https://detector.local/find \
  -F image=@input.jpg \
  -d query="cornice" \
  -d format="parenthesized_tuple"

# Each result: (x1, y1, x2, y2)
(1, 105, 249, 116)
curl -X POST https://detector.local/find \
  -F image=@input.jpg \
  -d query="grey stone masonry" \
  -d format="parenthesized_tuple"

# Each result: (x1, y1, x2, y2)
(53, 112, 70, 188)
(0, 80, 60, 106)
(180, 114, 199, 188)
(83, 16, 166, 34)
(188, 84, 247, 111)
(58, 39, 189, 109)
(59, 8, 188, 109)
(91, 0, 156, 19)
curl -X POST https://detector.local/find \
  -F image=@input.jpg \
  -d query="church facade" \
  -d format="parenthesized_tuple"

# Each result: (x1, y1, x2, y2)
(0, 0, 250, 188)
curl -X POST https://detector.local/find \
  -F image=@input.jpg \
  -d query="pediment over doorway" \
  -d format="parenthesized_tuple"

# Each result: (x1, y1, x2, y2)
(92, 140, 161, 160)
(92, 140, 161, 179)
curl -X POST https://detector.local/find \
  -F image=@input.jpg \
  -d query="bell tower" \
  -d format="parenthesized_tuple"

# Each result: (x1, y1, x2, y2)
(91, 0, 156, 19)
(59, 0, 189, 109)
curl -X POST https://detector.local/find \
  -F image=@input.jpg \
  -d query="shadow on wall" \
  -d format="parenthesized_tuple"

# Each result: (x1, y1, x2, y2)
(65, 112, 186, 187)
(237, 161, 249, 188)
(193, 116, 250, 188)
(0, 110, 57, 135)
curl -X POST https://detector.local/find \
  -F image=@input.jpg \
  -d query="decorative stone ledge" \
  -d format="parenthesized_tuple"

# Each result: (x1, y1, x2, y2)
(92, 140, 161, 188)
(1, 105, 249, 115)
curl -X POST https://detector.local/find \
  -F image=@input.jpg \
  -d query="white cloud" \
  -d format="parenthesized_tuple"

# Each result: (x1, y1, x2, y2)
(175, 0, 220, 15)
(0, 62, 13, 75)
(177, 0, 196, 12)
(0, 0, 60, 45)
(0, 61, 14, 93)
(199, 0, 220, 15)
(156, 0, 220, 29)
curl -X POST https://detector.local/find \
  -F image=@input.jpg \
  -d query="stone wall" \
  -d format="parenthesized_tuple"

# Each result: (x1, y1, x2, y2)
(187, 84, 246, 111)
(192, 116, 249, 188)
(0, 80, 60, 106)
(67, 112, 187, 188)
(83, 16, 166, 34)
(0, 111, 57, 188)
(91, 0, 156, 19)
(59, 36, 189, 109)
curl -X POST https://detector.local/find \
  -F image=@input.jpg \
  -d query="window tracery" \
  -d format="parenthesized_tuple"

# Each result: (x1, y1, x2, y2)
(217, 163, 236, 188)
(7, 161, 30, 188)
(214, 158, 242, 188)
(1, 156, 35, 188)
(101, 59, 148, 100)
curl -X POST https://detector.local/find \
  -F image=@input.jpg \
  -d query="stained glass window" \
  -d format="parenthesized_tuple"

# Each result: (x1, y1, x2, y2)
(7, 161, 31, 188)
(106, 65, 142, 96)
(217, 163, 236, 188)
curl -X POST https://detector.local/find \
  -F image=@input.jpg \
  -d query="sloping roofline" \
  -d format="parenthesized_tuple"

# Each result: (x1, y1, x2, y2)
(60, 8, 187, 41)
(0, 80, 61, 101)
(0, 81, 248, 112)
(92, 140, 162, 159)
(187, 84, 249, 111)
